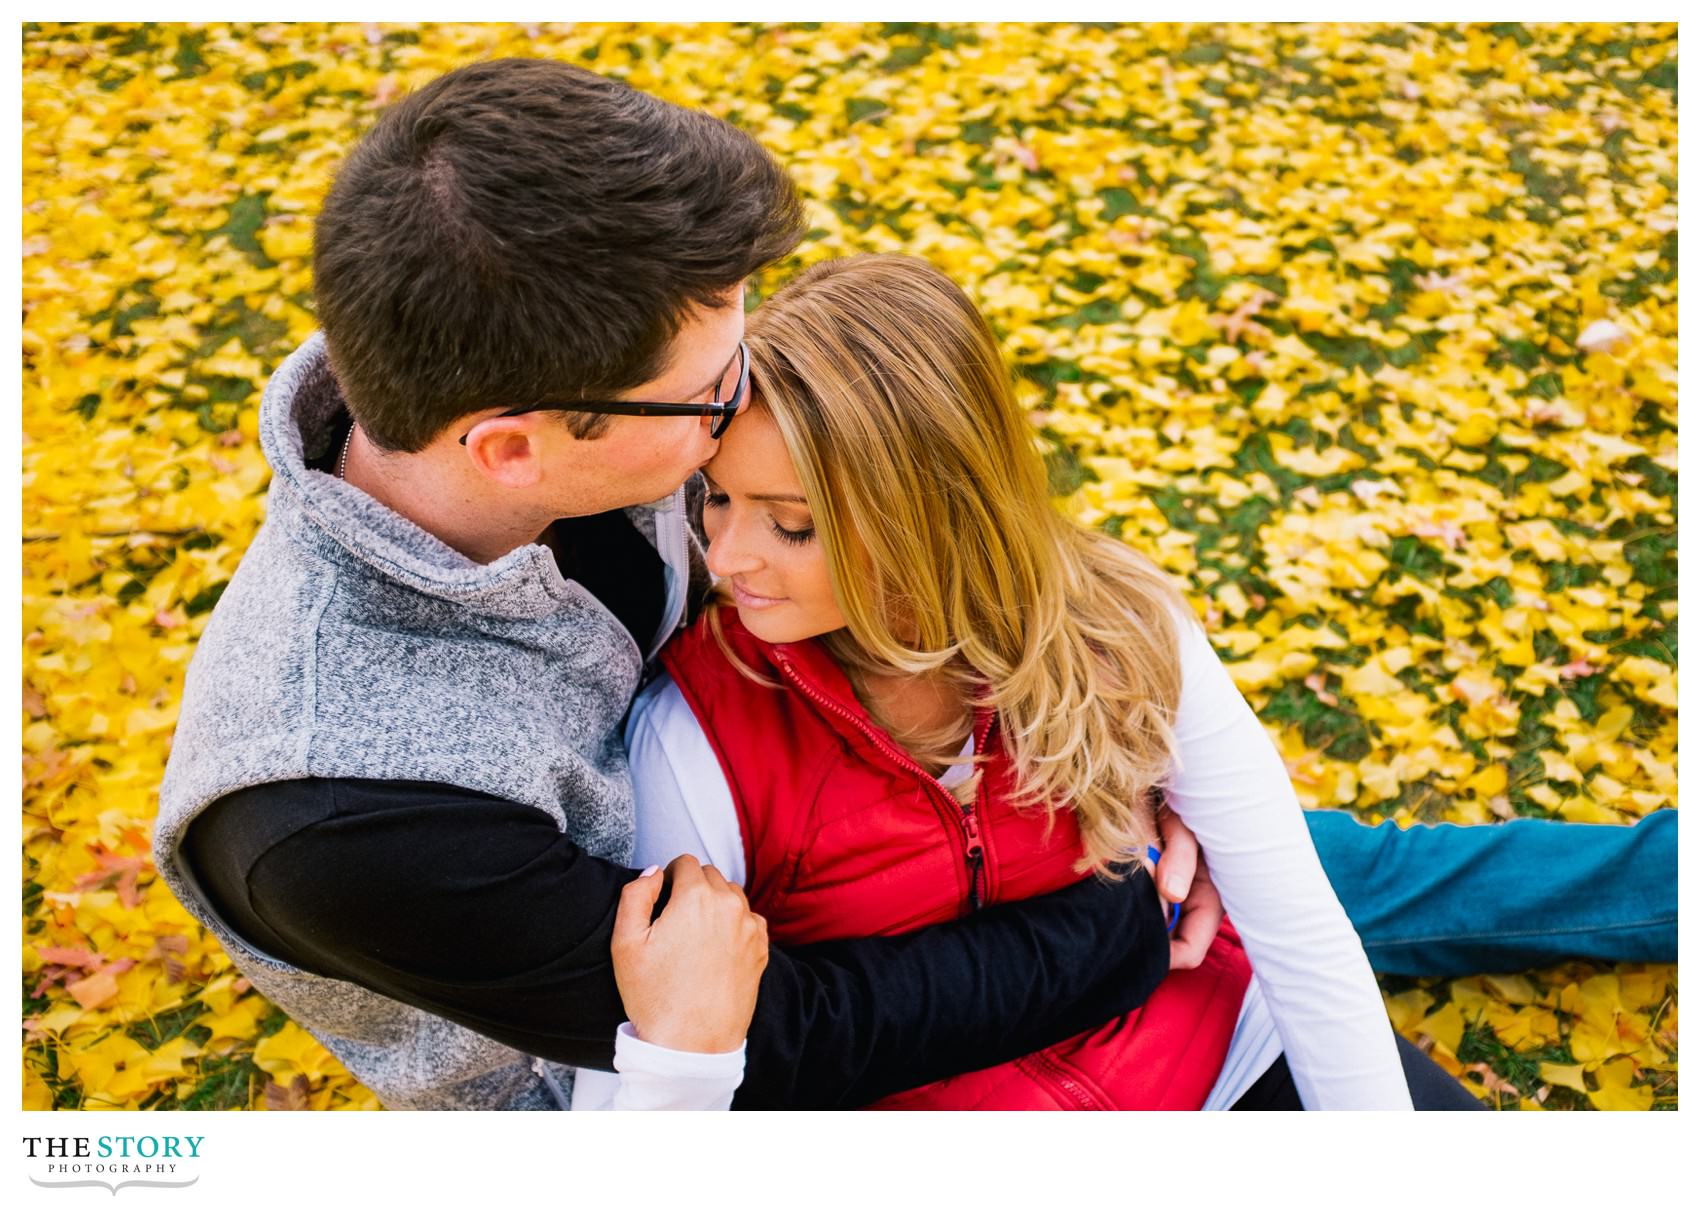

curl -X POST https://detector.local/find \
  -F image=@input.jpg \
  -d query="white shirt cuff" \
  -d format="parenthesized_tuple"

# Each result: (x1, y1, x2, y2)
(609, 1022, 745, 1111)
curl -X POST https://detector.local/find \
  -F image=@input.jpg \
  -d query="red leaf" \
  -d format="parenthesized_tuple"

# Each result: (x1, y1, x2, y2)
(35, 944, 103, 969)
(66, 959, 135, 1009)
(1303, 674, 1339, 707)
(32, 966, 72, 998)
(70, 851, 150, 907)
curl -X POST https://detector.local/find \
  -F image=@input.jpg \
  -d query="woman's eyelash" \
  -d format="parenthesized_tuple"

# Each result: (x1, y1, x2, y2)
(704, 490, 813, 544)
(771, 520, 815, 546)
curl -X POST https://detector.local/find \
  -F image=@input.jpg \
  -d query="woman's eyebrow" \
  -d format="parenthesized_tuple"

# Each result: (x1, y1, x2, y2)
(698, 471, 803, 505)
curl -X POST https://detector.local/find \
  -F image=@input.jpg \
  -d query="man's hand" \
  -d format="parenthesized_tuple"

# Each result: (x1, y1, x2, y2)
(1154, 806, 1226, 970)
(612, 855, 768, 1053)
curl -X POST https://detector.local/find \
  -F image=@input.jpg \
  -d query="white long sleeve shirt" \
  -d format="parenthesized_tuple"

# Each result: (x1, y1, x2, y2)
(573, 608, 1411, 1111)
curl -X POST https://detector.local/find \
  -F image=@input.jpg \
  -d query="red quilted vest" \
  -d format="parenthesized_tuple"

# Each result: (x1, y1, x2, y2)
(661, 612, 1253, 1110)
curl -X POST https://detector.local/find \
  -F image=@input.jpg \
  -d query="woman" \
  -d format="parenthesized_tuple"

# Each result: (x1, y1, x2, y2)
(589, 254, 1481, 1109)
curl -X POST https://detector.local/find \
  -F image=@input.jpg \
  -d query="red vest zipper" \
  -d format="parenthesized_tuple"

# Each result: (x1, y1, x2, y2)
(775, 654, 989, 913)
(1016, 1049, 1107, 1110)
(960, 707, 998, 910)
(961, 809, 985, 911)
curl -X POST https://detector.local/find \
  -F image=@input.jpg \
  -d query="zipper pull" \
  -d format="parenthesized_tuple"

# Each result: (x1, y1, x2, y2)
(965, 847, 984, 912)
(962, 812, 985, 911)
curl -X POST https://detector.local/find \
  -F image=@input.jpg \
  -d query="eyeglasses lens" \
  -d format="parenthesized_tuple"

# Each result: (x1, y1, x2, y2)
(709, 344, 748, 438)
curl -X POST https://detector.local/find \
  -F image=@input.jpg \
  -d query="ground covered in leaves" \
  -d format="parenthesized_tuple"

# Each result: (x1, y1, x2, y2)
(23, 22, 1676, 1111)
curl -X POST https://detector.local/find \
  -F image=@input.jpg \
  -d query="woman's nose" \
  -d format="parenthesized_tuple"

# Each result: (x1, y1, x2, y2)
(705, 516, 760, 579)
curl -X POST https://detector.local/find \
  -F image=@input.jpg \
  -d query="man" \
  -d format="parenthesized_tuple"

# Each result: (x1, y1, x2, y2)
(155, 58, 1675, 1112)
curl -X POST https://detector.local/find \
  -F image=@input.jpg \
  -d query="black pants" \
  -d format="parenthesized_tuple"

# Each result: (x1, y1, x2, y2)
(1231, 1036, 1487, 1110)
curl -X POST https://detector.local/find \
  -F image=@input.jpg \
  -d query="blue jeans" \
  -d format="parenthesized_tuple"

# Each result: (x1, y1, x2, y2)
(1305, 809, 1677, 976)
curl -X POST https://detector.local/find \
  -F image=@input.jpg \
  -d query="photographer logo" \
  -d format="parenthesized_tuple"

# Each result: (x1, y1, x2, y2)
(23, 1136, 202, 1195)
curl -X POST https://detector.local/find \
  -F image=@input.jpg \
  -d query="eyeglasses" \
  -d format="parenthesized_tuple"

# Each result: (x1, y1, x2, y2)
(458, 340, 749, 445)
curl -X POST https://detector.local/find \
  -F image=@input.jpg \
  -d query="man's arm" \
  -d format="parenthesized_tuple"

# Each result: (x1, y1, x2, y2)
(734, 866, 1169, 1108)
(185, 778, 1170, 1102)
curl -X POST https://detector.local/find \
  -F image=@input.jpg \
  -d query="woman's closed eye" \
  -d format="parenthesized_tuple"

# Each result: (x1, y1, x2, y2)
(770, 518, 815, 546)
(703, 490, 815, 546)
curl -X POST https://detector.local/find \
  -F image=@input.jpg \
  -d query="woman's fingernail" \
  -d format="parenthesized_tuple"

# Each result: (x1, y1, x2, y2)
(1165, 880, 1186, 900)
(641, 865, 660, 877)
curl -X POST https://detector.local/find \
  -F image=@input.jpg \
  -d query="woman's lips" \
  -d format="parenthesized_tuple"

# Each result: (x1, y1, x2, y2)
(731, 581, 786, 609)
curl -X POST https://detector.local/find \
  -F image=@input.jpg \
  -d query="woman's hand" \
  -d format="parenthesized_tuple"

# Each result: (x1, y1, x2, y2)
(1154, 806, 1226, 970)
(612, 855, 769, 1053)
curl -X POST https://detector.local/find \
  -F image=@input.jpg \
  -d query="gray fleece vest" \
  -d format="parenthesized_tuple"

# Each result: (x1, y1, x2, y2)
(154, 332, 709, 1109)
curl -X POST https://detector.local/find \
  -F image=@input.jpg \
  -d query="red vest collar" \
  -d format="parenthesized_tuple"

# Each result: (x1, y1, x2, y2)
(726, 612, 998, 767)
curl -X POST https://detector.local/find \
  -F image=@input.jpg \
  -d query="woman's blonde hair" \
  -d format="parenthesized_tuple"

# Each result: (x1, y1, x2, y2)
(738, 254, 1191, 874)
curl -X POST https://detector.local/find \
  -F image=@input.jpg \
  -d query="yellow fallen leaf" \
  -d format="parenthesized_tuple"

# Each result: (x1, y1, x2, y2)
(32, 1002, 87, 1036)
(24, 1068, 55, 1110)
(1464, 764, 1508, 797)
(1588, 1058, 1654, 1111)
(1416, 1001, 1466, 1056)
(1449, 978, 1493, 1017)
(1539, 1062, 1588, 1094)
(197, 995, 266, 1043)
(1483, 974, 1536, 1005)
(139, 1036, 199, 1081)
(1226, 656, 1283, 692)
(1619, 971, 1665, 1008)
(1596, 704, 1635, 741)
(1383, 988, 1435, 1034)
(1558, 796, 1620, 824)
(1485, 1004, 1558, 1049)
(254, 1021, 340, 1081)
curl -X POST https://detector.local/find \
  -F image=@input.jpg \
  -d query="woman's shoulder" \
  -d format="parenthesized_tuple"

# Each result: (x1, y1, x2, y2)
(1164, 599, 1214, 664)
(1148, 598, 1248, 742)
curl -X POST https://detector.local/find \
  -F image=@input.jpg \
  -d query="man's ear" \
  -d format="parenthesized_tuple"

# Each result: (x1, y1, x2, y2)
(461, 419, 547, 489)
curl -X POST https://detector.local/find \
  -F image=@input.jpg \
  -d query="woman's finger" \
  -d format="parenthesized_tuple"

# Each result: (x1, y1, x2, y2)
(1169, 856, 1224, 972)
(1155, 807, 1199, 904)
(665, 853, 706, 891)
(612, 865, 665, 944)
(1169, 866, 1225, 970)
(1168, 910, 1215, 970)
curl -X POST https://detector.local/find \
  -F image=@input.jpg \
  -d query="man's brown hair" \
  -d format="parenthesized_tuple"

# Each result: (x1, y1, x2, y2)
(312, 58, 806, 451)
